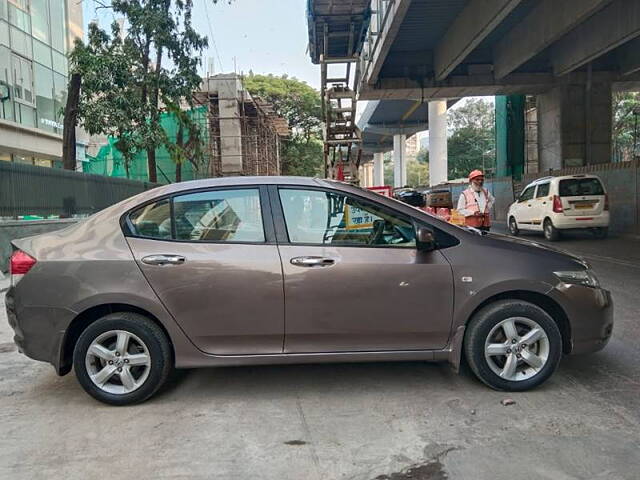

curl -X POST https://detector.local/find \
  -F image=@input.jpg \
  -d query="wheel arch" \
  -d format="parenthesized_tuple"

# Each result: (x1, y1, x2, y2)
(465, 290, 572, 354)
(59, 303, 175, 376)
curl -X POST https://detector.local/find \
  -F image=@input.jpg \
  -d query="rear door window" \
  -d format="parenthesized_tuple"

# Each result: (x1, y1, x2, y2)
(128, 199, 172, 239)
(173, 189, 265, 242)
(559, 178, 604, 197)
(127, 188, 265, 243)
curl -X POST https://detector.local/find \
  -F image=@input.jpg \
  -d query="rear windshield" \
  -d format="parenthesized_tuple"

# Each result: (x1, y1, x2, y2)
(558, 178, 604, 197)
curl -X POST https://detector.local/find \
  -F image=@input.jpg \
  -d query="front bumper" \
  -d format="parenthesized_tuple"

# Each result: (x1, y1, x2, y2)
(5, 287, 75, 374)
(550, 283, 613, 354)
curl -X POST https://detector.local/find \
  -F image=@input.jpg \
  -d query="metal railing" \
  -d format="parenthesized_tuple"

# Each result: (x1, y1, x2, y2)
(0, 162, 156, 220)
(358, 0, 396, 91)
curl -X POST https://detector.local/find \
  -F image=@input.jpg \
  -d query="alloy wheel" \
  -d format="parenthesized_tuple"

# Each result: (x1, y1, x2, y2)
(484, 317, 550, 381)
(85, 330, 151, 394)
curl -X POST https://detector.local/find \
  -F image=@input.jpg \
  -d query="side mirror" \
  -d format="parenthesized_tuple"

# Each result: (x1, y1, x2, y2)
(416, 226, 437, 252)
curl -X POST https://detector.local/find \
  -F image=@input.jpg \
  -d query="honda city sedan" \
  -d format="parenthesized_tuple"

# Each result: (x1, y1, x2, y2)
(6, 177, 613, 405)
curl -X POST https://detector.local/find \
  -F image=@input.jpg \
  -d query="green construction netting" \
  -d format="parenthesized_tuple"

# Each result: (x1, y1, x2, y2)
(83, 106, 208, 184)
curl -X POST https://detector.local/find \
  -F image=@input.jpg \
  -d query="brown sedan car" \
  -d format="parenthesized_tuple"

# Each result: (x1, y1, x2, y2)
(6, 177, 613, 405)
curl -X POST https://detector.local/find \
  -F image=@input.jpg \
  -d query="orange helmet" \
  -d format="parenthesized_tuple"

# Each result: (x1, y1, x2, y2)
(468, 169, 484, 182)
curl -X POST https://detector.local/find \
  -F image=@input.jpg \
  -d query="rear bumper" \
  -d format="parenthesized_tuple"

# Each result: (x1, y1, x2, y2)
(550, 211, 609, 229)
(549, 284, 613, 354)
(5, 287, 75, 374)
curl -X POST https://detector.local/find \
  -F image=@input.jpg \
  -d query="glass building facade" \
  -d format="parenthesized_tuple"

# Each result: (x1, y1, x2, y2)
(0, 0, 71, 167)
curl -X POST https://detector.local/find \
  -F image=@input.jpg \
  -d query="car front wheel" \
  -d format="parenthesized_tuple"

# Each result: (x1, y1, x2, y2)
(508, 216, 519, 236)
(464, 300, 562, 391)
(73, 312, 172, 406)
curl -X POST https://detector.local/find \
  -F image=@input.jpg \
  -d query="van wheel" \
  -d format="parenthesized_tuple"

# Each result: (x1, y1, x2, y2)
(543, 218, 560, 241)
(464, 300, 562, 391)
(73, 312, 172, 406)
(593, 227, 608, 239)
(508, 217, 519, 236)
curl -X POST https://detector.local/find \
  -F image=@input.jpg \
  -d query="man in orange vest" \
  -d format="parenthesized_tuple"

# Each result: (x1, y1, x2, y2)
(456, 169, 494, 232)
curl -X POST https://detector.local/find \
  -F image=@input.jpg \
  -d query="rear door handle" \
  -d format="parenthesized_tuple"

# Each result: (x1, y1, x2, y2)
(290, 256, 336, 268)
(141, 254, 186, 266)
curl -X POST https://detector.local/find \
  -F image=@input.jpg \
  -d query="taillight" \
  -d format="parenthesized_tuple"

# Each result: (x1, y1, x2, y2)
(10, 250, 37, 275)
(552, 195, 563, 213)
(604, 194, 609, 211)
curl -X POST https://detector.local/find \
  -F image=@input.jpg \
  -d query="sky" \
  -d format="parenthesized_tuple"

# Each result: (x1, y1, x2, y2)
(81, 0, 492, 132)
(83, 0, 321, 89)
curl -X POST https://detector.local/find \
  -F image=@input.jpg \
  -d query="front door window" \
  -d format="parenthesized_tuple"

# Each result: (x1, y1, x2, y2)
(278, 188, 416, 248)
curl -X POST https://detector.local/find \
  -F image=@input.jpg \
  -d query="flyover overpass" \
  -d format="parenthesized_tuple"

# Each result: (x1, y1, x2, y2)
(307, 0, 640, 187)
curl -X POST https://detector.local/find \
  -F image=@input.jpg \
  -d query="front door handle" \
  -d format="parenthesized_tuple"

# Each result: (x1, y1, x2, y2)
(141, 254, 186, 266)
(290, 256, 336, 268)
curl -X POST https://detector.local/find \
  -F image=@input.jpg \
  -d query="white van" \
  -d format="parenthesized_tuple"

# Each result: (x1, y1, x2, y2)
(507, 174, 609, 241)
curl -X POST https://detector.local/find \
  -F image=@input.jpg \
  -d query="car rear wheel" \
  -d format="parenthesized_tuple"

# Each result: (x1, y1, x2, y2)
(508, 216, 519, 236)
(73, 312, 172, 406)
(543, 218, 560, 241)
(464, 300, 562, 391)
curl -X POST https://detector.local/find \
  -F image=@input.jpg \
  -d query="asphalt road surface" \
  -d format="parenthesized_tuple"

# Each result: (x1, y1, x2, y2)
(1, 228, 639, 480)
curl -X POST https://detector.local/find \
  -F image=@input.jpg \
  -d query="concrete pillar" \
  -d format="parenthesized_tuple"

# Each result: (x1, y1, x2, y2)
(429, 100, 448, 186)
(393, 134, 407, 188)
(537, 82, 612, 171)
(373, 152, 385, 186)
(216, 75, 244, 175)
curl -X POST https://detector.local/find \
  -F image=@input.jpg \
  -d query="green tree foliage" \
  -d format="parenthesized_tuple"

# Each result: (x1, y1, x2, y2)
(243, 73, 323, 176)
(612, 91, 640, 162)
(447, 98, 495, 180)
(69, 0, 208, 182)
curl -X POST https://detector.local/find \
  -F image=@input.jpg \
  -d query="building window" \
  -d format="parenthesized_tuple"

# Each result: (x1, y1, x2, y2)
(31, 0, 49, 43)
(8, 2, 30, 34)
(33, 38, 51, 67)
(9, 25, 31, 57)
(34, 61, 53, 130)
(12, 53, 33, 103)
(49, 0, 64, 52)
(0, 21, 9, 46)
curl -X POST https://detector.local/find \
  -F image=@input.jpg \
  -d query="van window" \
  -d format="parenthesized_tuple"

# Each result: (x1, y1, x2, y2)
(559, 178, 604, 197)
(535, 183, 550, 198)
(519, 186, 535, 202)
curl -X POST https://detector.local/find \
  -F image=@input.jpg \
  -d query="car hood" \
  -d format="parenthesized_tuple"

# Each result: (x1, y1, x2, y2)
(483, 231, 588, 268)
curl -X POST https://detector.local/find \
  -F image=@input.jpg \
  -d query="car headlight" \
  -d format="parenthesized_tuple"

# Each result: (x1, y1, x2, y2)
(553, 269, 600, 288)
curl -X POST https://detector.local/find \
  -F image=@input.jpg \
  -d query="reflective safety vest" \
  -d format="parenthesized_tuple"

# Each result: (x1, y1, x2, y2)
(462, 188, 491, 228)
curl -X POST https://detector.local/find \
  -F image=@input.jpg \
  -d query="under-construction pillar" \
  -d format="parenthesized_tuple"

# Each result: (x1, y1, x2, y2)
(217, 75, 244, 175)
(429, 100, 448, 186)
(393, 134, 407, 188)
(373, 152, 384, 186)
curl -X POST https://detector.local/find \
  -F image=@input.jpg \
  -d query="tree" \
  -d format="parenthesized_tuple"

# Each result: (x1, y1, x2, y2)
(447, 98, 495, 180)
(612, 91, 640, 162)
(243, 73, 323, 176)
(67, 0, 208, 182)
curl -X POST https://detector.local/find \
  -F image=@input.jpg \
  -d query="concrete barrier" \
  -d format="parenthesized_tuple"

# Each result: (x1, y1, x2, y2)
(0, 219, 80, 273)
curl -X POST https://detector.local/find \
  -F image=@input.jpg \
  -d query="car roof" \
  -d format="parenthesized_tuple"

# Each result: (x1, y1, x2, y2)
(524, 174, 602, 190)
(146, 176, 341, 197)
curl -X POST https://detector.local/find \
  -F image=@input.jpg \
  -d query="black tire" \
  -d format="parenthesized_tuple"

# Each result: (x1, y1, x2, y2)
(73, 312, 172, 406)
(508, 216, 519, 236)
(593, 227, 608, 239)
(543, 218, 560, 241)
(464, 300, 562, 391)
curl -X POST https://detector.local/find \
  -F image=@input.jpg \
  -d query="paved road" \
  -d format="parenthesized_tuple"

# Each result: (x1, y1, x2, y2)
(1, 230, 639, 480)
